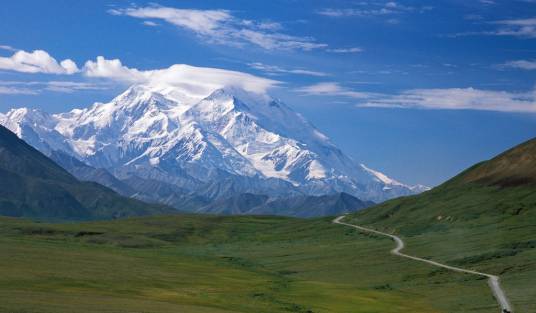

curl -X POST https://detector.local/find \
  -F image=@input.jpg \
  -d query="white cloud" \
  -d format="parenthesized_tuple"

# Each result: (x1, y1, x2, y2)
(0, 45, 16, 52)
(492, 17, 536, 38)
(84, 56, 144, 82)
(0, 48, 280, 95)
(248, 62, 328, 77)
(327, 47, 363, 53)
(256, 21, 283, 31)
(0, 50, 79, 74)
(296, 82, 372, 99)
(452, 17, 536, 38)
(318, 2, 431, 18)
(110, 5, 327, 51)
(360, 87, 536, 113)
(83, 56, 279, 96)
(0, 86, 38, 95)
(109, 7, 231, 34)
(0, 80, 108, 94)
(142, 21, 158, 27)
(297, 82, 536, 113)
(318, 8, 391, 17)
(500, 60, 536, 70)
(59, 59, 79, 74)
(44, 81, 108, 93)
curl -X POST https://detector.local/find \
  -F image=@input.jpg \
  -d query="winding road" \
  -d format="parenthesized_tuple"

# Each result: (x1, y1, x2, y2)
(333, 215, 513, 313)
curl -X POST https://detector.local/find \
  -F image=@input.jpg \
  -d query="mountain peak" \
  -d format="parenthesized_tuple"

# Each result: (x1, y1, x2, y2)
(115, 85, 174, 109)
(5, 107, 51, 123)
(205, 88, 229, 100)
(1, 84, 427, 202)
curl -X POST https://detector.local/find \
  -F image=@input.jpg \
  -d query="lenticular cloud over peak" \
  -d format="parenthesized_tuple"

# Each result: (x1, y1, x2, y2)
(83, 56, 280, 96)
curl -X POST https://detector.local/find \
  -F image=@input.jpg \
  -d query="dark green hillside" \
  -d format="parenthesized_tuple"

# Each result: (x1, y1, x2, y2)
(0, 125, 173, 220)
(346, 137, 536, 312)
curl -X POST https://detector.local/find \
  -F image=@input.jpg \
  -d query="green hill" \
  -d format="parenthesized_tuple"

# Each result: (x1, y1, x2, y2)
(456, 137, 536, 187)
(0, 125, 173, 220)
(346, 137, 536, 312)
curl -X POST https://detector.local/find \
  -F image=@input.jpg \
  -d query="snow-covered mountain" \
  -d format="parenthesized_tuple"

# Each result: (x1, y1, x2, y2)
(0, 84, 428, 203)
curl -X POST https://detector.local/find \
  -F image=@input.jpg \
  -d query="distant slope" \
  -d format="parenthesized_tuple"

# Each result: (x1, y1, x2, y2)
(257, 192, 374, 217)
(346, 137, 536, 312)
(120, 175, 209, 211)
(49, 150, 137, 196)
(198, 192, 373, 217)
(49, 150, 209, 211)
(0, 125, 173, 220)
(455, 137, 536, 187)
(197, 193, 270, 215)
(46, 150, 371, 217)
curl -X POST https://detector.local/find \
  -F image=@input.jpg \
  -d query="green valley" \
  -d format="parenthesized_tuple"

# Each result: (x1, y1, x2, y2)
(0, 214, 502, 313)
(0, 130, 535, 312)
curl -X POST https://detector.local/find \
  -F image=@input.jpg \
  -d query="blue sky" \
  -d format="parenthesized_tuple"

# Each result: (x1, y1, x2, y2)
(0, 0, 535, 186)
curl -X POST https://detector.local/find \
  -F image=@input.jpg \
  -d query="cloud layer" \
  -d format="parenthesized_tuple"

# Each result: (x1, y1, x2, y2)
(2, 48, 535, 113)
(501, 60, 536, 70)
(248, 62, 328, 77)
(326, 47, 363, 53)
(0, 49, 279, 96)
(109, 5, 327, 51)
(296, 82, 536, 113)
(492, 17, 536, 38)
(318, 2, 432, 18)
(451, 17, 536, 38)
(0, 85, 38, 95)
(0, 80, 107, 94)
(296, 82, 372, 98)
(0, 45, 17, 52)
(361, 87, 536, 113)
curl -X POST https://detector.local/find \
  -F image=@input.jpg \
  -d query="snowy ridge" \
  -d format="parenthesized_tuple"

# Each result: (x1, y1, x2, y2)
(1, 84, 427, 202)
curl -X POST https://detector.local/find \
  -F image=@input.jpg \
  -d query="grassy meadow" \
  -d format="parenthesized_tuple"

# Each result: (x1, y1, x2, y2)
(0, 213, 508, 313)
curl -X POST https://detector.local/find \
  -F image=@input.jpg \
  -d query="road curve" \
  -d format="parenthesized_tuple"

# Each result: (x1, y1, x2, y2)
(333, 215, 513, 313)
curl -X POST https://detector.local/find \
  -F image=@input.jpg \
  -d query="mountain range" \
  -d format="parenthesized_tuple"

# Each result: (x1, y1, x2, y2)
(2, 124, 534, 311)
(0, 124, 172, 220)
(0, 84, 428, 215)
